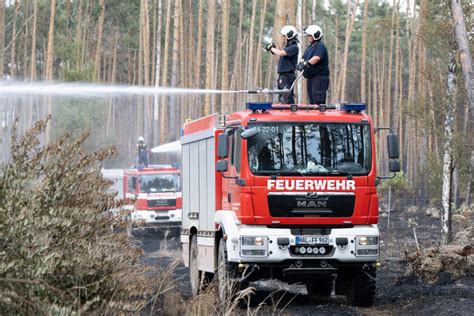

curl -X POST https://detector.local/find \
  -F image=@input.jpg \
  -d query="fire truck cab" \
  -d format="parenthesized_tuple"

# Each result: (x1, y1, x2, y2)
(180, 103, 400, 306)
(124, 165, 182, 228)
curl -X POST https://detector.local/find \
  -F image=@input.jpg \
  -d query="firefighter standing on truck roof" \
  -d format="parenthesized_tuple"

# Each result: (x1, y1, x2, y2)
(265, 25, 299, 104)
(137, 136, 149, 167)
(296, 25, 330, 105)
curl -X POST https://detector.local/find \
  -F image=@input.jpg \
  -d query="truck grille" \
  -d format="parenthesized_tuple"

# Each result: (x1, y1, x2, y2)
(268, 193, 355, 217)
(147, 199, 176, 207)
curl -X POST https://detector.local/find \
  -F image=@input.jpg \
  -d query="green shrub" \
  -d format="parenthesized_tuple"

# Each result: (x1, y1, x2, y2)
(378, 171, 410, 196)
(0, 117, 153, 314)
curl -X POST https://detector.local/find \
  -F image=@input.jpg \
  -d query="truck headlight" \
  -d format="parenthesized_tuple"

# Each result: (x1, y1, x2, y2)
(358, 236, 378, 246)
(241, 236, 266, 246)
(355, 236, 379, 256)
(240, 236, 268, 257)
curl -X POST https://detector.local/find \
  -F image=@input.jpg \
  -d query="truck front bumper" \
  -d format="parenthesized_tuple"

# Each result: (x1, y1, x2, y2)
(131, 209, 182, 227)
(226, 224, 379, 264)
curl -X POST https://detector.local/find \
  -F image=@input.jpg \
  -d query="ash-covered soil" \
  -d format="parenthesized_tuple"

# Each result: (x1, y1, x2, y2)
(137, 206, 474, 315)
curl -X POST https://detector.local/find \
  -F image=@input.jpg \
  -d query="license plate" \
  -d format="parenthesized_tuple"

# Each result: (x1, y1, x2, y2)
(295, 235, 329, 245)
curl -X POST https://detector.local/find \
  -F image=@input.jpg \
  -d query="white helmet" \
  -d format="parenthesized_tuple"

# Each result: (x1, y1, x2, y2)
(280, 25, 297, 40)
(138, 136, 144, 142)
(303, 25, 323, 41)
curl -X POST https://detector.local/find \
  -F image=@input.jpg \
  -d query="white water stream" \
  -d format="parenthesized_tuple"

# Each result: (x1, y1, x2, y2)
(0, 80, 239, 97)
(151, 141, 181, 154)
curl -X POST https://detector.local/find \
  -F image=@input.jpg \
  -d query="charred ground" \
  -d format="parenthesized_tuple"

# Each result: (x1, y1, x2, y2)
(138, 204, 474, 315)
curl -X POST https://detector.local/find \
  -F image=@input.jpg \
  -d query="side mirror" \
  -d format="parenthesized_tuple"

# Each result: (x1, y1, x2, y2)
(389, 159, 401, 173)
(241, 127, 258, 140)
(387, 134, 399, 159)
(216, 160, 228, 172)
(217, 134, 229, 158)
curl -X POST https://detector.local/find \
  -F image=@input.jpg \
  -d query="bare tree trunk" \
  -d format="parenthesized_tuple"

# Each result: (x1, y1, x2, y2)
(386, 2, 396, 127)
(153, 0, 162, 143)
(45, 0, 56, 81)
(393, 0, 400, 130)
(142, 0, 150, 85)
(10, 0, 19, 78)
(161, 0, 172, 84)
(195, 0, 203, 88)
(29, 0, 38, 81)
(360, 0, 369, 103)
(232, 0, 245, 112)
(273, 0, 292, 102)
(254, 0, 268, 90)
(23, 0, 30, 79)
(204, 0, 216, 115)
(75, 0, 83, 68)
(95, 0, 106, 82)
(451, 0, 473, 205)
(331, 15, 339, 103)
(337, 0, 359, 101)
(169, 0, 181, 137)
(274, 1, 288, 53)
(220, 0, 230, 113)
(0, 0, 4, 74)
(45, 0, 56, 144)
(246, 0, 257, 88)
(160, 0, 172, 143)
(442, 52, 457, 245)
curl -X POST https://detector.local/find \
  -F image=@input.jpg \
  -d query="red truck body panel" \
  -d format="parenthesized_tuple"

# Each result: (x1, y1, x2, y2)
(183, 107, 378, 227)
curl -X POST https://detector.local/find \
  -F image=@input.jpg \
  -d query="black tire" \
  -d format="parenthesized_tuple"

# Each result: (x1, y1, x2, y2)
(336, 267, 376, 307)
(217, 238, 248, 303)
(305, 277, 333, 302)
(189, 235, 200, 296)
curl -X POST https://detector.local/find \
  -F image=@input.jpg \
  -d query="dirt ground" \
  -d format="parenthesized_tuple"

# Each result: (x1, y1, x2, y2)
(137, 205, 474, 315)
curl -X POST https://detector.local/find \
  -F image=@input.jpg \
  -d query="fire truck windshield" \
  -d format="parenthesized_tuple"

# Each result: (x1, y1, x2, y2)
(247, 123, 371, 176)
(138, 174, 180, 193)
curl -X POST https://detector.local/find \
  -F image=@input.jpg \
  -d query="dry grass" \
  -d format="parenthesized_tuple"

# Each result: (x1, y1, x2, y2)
(184, 280, 260, 316)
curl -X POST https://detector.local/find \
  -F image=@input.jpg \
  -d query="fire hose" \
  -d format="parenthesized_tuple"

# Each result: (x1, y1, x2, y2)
(237, 71, 304, 95)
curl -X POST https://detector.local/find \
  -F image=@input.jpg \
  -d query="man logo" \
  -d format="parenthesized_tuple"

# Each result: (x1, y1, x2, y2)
(297, 200, 328, 208)
(306, 192, 318, 198)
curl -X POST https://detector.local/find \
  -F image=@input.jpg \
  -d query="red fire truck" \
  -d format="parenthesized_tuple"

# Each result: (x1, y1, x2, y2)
(123, 165, 182, 228)
(180, 103, 400, 306)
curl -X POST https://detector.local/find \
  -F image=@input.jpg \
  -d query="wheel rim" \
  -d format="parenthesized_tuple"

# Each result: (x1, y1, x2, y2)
(190, 237, 199, 296)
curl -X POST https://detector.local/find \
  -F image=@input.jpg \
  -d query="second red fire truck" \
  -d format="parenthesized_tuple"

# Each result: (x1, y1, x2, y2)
(123, 165, 182, 228)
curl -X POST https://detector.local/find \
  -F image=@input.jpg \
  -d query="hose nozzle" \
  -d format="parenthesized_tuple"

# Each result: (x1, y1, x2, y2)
(241, 88, 290, 95)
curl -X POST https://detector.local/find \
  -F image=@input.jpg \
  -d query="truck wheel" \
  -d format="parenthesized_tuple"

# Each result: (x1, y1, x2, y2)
(190, 234, 200, 296)
(336, 267, 376, 307)
(305, 277, 333, 302)
(217, 238, 240, 303)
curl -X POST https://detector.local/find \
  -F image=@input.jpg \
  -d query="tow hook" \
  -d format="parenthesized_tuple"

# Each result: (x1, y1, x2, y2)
(238, 263, 247, 273)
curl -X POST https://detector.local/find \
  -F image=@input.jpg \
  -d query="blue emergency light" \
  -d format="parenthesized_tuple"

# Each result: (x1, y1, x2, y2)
(341, 103, 367, 113)
(246, 102, 272, 113)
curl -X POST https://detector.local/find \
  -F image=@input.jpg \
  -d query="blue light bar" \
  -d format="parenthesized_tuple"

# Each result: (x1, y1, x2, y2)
(246, 102, 272, 112)
(341, 103, 366, 112)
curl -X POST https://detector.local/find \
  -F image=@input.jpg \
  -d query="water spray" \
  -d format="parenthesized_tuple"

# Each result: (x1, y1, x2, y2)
(0, 80, 293, 98)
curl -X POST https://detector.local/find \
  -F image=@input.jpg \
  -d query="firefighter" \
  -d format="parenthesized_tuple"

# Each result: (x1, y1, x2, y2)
(137, 136, 149, 167)
(296, 25, 329, 105)
(265, 25, 299, 104)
